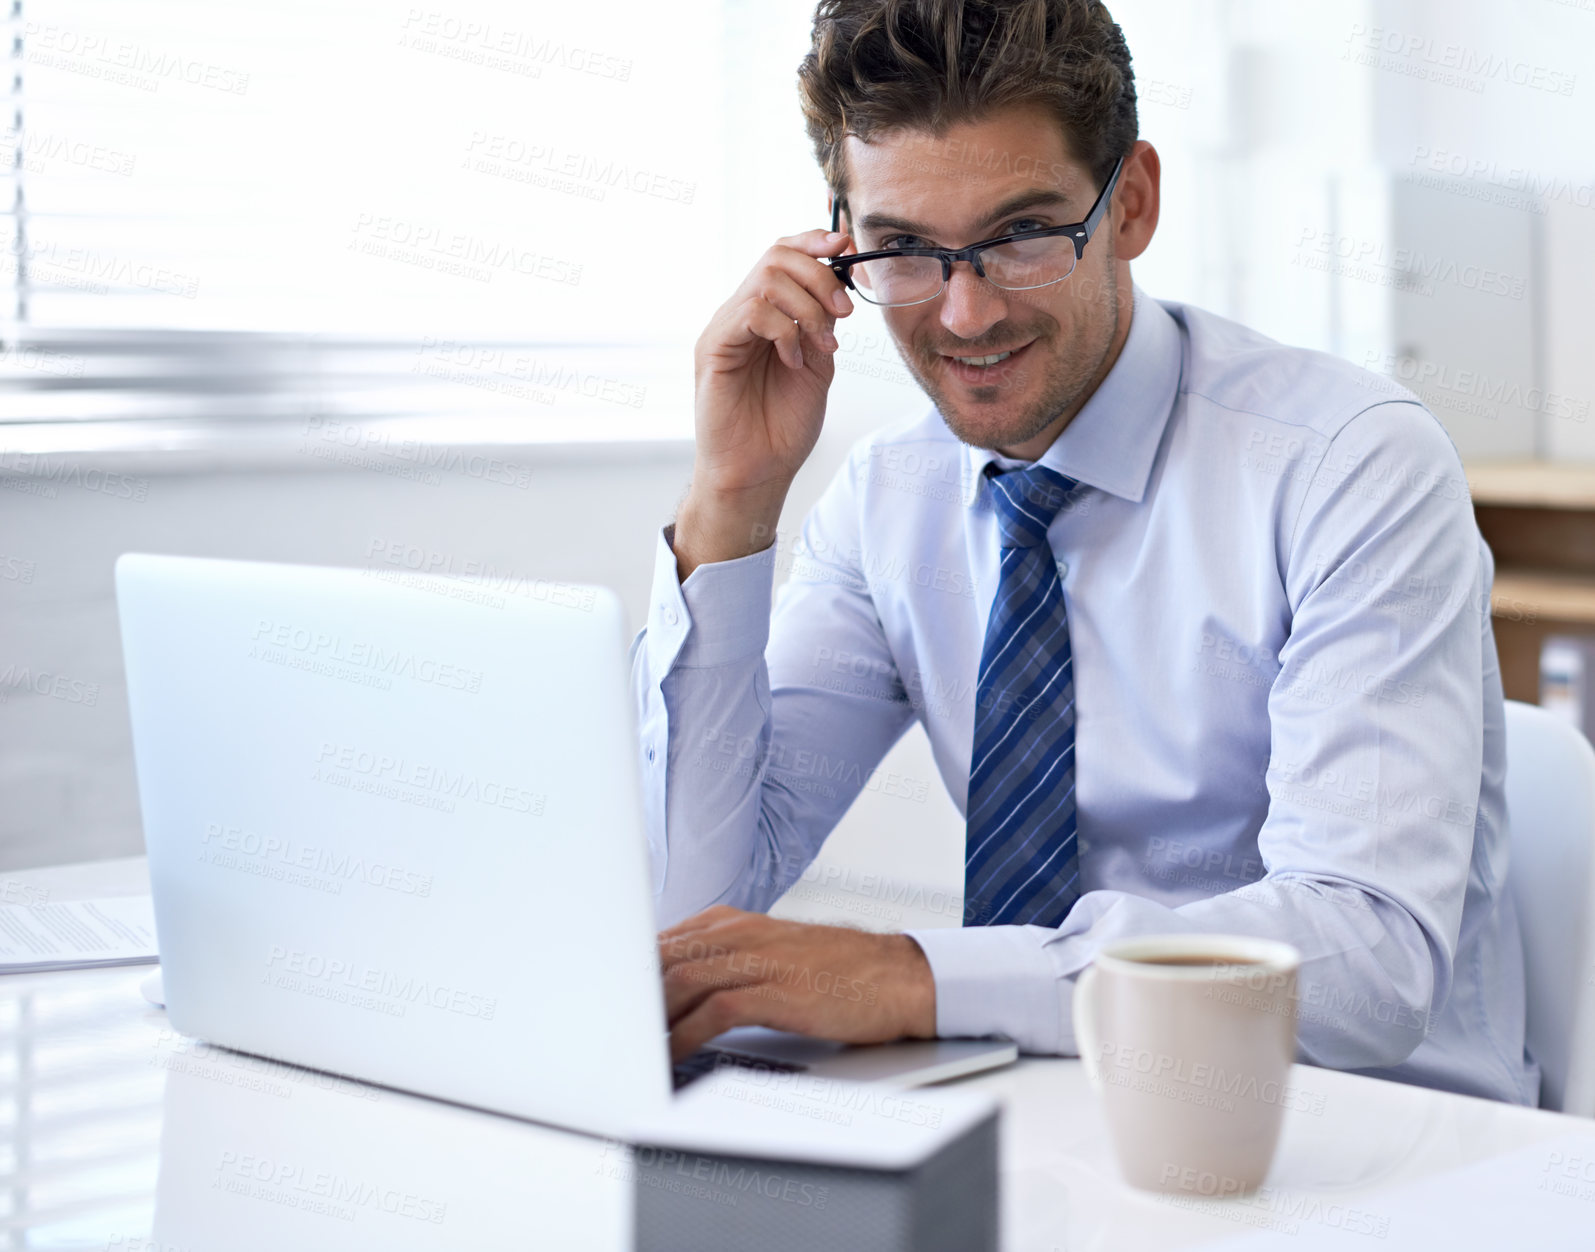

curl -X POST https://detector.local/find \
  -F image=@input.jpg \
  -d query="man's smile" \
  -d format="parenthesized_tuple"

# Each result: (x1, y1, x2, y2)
(938, 338, 1037, 385)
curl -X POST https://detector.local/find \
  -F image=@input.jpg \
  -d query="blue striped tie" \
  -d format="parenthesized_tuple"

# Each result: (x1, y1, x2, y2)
(964, 463, 1082, 928)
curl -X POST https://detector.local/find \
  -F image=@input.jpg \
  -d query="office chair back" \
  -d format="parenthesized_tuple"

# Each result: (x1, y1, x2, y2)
(1504, 698, 1595, 1116)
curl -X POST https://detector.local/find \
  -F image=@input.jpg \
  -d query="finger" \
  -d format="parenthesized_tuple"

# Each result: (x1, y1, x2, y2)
(663, 957, 758, 1023)
(740, 299, 808, 370)
(658, 908, 746, 971)
(751, 269, 838, 347)
(659, 904, 744, 943)
(775, 227, 853, 258)
(702, 295, 808, 371)
(668, 986, 797, 1063)
(766, 242, 855, 317)
(657, 928, 728, 973)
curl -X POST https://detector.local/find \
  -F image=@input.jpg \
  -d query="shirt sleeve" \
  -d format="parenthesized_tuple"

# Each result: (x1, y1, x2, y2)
(907, 401, 1494, 1072)
(631, 448, 919, 928)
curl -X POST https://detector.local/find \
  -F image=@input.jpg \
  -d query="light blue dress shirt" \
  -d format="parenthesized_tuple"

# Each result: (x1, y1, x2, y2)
(632, 285, 1537, 1105)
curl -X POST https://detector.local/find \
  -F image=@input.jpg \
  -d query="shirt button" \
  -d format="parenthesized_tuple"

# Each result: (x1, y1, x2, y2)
(1056, 560, 1069, 579)
(664, 605, 679, 626)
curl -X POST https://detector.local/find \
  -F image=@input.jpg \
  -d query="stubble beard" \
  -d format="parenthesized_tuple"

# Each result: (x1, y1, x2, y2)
(895, 270, 1121, 455)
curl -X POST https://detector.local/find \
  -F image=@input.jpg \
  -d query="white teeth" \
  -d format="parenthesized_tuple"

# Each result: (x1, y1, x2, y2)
(954, 351, 1013, 367)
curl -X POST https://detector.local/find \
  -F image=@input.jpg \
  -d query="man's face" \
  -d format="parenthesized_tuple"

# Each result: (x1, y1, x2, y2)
(840, 104, 1127, 456)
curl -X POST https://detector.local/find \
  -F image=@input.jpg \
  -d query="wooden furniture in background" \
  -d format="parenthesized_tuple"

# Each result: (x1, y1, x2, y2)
(1467, 460, 1595, 704)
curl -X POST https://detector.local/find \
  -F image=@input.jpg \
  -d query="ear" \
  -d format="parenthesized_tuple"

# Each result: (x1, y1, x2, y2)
(1111, 140, 1160, 263)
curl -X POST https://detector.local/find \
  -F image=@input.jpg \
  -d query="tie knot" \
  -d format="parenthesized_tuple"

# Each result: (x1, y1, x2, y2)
(985, 464, 1079, 548)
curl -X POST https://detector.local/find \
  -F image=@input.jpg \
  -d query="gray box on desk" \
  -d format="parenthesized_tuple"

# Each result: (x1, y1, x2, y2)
(633, 1109, 999, 1252)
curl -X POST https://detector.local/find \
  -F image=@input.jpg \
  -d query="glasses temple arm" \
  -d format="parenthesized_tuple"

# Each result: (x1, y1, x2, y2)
(1081, 155, 1125, 239)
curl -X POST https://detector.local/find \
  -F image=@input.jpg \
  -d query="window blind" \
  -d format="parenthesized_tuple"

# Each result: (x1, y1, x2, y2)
(0, 0, 719, 433)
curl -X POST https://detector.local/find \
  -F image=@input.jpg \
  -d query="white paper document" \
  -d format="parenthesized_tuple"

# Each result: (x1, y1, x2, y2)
(0, 896, 159, 973)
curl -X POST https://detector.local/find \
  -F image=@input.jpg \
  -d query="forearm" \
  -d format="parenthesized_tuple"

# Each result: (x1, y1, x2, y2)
(635, 487, 920, 929)
(632, 529, 787, 926)
(907, 875, 1443, 1068)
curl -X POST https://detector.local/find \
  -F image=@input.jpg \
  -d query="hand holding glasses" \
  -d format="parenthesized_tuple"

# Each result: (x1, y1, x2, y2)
(824, 155, 1124, 308)
(668, 157, 1126, 578)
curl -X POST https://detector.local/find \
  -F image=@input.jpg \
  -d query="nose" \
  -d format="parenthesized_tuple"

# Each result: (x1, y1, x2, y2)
(937, 262, 1008, 342)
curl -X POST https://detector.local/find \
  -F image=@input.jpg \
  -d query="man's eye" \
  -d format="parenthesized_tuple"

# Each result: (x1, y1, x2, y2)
(880, 235, 924, 251)
(1002, 218, 1049, 236)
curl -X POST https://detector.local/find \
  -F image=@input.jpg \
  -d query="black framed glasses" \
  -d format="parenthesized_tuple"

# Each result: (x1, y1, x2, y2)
(826, 155, 1124, 308)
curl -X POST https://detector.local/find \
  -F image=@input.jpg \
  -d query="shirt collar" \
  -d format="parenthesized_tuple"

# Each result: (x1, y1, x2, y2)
(958, 284, 1183, 508)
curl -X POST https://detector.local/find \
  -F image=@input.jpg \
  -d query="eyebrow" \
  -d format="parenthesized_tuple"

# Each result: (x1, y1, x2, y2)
(857, 187, 1077, 242)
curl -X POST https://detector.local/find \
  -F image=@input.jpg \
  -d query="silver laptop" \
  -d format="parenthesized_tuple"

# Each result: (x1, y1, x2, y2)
(116, 553, 1014, 1138)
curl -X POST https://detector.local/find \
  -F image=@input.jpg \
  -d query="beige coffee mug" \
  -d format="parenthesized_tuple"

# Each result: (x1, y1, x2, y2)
(1072, 934, 1301, 1196)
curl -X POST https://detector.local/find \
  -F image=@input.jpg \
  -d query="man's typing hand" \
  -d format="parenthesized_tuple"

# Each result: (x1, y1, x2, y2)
(658, 905, 937, 1063)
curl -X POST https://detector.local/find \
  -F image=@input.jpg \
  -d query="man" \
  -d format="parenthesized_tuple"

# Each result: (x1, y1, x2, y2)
(634, 0, 1536, 1104)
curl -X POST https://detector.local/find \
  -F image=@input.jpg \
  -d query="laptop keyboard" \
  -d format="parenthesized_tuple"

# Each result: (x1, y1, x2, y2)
(671, 1046, 809, 1091)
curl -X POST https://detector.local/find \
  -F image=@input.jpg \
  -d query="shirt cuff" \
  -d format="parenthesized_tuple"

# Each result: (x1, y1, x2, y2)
(647, 523, 777, 670)
(903, 924, 1072, 1054)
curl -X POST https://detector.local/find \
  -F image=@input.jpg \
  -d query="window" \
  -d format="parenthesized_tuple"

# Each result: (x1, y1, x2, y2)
(0, 0, 722, 438)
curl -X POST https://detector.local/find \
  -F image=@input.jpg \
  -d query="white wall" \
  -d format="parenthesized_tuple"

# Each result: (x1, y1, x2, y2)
(1543, 194, 1595, 459)
(0, 441, 699, 868)
(0, 356, 968, 903)
(1110, 0, 1595, 463)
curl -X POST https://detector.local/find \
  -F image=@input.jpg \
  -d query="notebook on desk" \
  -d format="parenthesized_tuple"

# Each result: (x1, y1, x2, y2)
(115, 553, 1015, 1139)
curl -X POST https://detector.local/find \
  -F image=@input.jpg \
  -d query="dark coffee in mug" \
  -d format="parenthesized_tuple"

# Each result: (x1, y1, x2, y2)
(1130, 955, 1266, 967)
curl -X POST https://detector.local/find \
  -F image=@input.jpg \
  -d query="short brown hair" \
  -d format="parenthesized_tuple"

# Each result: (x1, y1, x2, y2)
(797, 0, 1137, 203)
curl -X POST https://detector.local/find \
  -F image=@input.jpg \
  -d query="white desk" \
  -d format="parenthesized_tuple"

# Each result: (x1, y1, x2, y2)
(3, 857, 1592, 1251)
